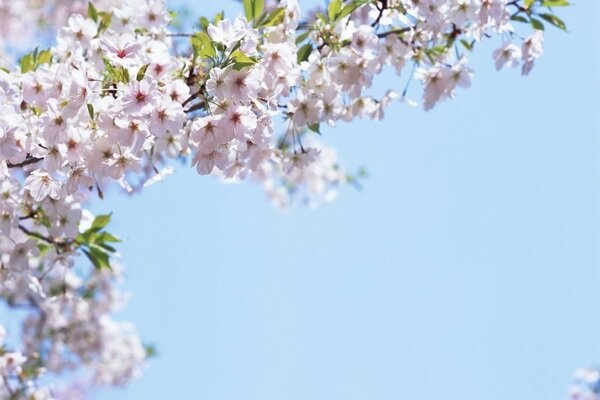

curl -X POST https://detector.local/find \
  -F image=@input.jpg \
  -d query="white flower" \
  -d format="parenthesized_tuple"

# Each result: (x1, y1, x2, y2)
(521, 30, 544, 75)
(149, 98, 185, 137)
(190, 114, 228, 149)
(63, 14, 97, 47)
(192, 144, 231, 175)
(493, 41, 522, 71)
(288, 90, 323, 128)
(101, 34, 143, 68)
(351, 25, 379, 60)
(24, 170, 61, 201)
(207, 19, 244, 48)
(120, 78, 160, 116)
(222, 106, 258, 142)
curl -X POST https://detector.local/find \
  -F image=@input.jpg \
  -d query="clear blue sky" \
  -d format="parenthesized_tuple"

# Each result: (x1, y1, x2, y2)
(94, 1, 599, 399)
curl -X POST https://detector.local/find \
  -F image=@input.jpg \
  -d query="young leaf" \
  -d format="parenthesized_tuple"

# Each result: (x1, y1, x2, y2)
(243, 0, 253, 21)
(541, 0, 569, 6)
(231, 50, 257, 70)
(191, 32, 216, 60)
(90, 241, 116, 254)
(37, 50, 52, 66)
(97, 11, 112, 33)
(262, 7, 286, 27)
(460, 39, 474, 51)
(88, 1, 99, 23)
(145, 344, 158, 358)
(328, 0, 342, 22)
(90, 214, 111, 232)
(137, 64, 149, 81)
(19, 53, 34, 73)
(337, 0, 371, 21)
(510, 15, 529, 23)
(252, 0, 265, 22)
(83, 247, 111, 270)
(524, 0, 537, 8)
(308, 123, 321, 134)
(199, 16, 211, 31)
(297, 43, 313, 64)
(214, 11, 225, 24)
(539, 13, 567, 30)
(295, 31, 311, 45)
(96, 231, 122, 243)
(530, 17, 545, 30)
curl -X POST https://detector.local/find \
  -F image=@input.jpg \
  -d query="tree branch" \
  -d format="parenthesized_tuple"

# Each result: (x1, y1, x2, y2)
(7, 156, 43, 169)
(371, 0, 388, 27)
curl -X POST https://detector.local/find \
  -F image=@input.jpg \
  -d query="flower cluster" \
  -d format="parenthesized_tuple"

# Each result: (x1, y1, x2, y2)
(570, 368, 600, 400)
(0, 0, 569, 396)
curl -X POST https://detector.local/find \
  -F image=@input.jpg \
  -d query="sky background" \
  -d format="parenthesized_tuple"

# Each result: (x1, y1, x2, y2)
(91, 1, 599, 399)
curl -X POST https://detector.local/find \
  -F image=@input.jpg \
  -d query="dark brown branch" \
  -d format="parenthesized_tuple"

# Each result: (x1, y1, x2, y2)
(18, 225, 56, 245)
(371, 0, 388, 27)
(18, 225, 73, 250)
(7, 156, 43, 169)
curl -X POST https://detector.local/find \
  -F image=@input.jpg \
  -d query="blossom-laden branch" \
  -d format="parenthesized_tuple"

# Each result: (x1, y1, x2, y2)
(0, 0, 570, 397)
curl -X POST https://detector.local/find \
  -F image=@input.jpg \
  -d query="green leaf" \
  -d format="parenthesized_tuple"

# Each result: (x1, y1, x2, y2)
(104, 60, 130, 83)
(460, 39, 474, 51)
(87, 103, 94, 120)
(96, 231, 121, 243)
(37, 49, 52, 66)
(530, 17, 545, 30)
(30, 106, 43, 117)
(199, 16, 211, 31)
(538, 13, 567, 30)
(88, 1, 98, 23)
(89, 242, 116, 254)
(262, 7, 286, 27)
(295, 31, 310, 44)
(243, 0, 253, 21)
(510, 15, 529, 23)
(524, 0, 536, 8)
(191, 32, 216, 60)
(328, 0, 342, 21)
(252, 0, 265, 23)
(119, 67, 130, 83)
(426, 45, 448, 58)
(97, 11, 112, 33)
(357, 166, 369, 179)
(297, 43, 313, 63)
(83, 247, 111, 270)
(37, 243, 50, 255)
(308, 123, 321, 134)
(541, 0, 569, 6)
(337, 0, 371, 21)
(91, 214, 111, 232)
(136, 64, 149, 81)
(243, 0, 265, 23)
(144, 344, 158, 358)
(85, 249, 111, 270)
(231, 50, 257, 70)
(19, 53, 34, 73)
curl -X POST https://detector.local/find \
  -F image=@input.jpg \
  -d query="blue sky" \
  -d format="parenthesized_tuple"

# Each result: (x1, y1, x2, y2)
(94, 1, 599, 399)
